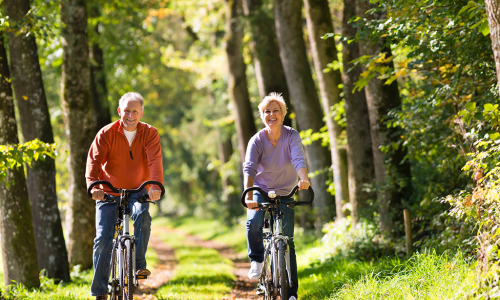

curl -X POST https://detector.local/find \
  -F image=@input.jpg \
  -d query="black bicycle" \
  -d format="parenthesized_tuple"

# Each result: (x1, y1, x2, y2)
(88, 180, 165, 300)
(241, 185, 314, 300)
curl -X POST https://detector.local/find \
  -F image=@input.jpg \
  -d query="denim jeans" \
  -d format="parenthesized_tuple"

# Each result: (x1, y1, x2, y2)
(90, 191, 151, 297)
(246, 191, 298, 298)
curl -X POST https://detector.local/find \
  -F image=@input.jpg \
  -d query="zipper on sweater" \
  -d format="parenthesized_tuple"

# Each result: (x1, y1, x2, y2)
(129, 147, 134, 160)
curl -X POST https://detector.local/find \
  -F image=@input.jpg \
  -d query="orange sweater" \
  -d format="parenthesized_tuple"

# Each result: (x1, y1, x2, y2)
(86, 120, 164, 194)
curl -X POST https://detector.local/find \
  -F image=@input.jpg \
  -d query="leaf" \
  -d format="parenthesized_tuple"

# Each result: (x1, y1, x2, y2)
(490, 133, 500, 141)
(465, 102, 476, 111)
(485, 103, 494, 112)
(481, 20, 490, 36)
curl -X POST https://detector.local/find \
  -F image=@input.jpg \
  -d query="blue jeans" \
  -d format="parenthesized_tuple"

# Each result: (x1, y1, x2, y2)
(90, 192, 151, 297)
(246, 191, 298, 297)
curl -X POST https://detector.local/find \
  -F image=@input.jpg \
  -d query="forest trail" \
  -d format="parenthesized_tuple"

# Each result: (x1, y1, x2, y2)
(133, 226, 259, 300)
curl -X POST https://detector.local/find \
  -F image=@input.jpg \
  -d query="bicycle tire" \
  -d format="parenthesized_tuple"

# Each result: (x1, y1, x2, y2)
(278, 241, 288, 300)
(122, 239, 134, 300)
(109, 245, 120, 300)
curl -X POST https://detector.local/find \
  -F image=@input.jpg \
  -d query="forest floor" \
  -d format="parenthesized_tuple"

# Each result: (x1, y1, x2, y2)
(133, 226, 259, 300)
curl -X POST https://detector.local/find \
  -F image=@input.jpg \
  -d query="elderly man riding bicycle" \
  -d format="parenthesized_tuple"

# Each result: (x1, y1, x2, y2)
(86, 92, 163, 300)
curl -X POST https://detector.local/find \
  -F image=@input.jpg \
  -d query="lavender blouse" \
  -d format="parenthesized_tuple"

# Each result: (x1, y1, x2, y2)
(243, 125, 307, 195)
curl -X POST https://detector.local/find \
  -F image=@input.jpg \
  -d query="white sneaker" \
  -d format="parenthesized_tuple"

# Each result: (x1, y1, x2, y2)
(289, 297, 297, 300)
(248, 261, 263, 279)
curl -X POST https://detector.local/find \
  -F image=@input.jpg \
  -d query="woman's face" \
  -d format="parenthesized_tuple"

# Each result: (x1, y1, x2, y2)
(263, 101, 282, 129)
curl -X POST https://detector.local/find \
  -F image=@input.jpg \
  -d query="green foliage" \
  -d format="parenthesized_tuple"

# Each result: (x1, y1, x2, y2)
(0, 139, 56, 187)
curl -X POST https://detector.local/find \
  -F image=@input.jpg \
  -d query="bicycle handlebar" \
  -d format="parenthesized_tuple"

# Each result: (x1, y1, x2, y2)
(87, 180, 165, 198)
(240, 185, 314, 208)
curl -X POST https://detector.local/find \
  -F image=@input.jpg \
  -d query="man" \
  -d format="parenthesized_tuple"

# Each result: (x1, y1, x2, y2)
(86, 92, 163, 300)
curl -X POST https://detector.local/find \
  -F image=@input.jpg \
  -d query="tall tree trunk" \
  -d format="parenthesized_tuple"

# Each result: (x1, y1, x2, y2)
(342, 0, 375, 223)
(274, 0, 335, 224)
(4, 0, 70, 281)
(304, 0, 349, 220)
(225, 0, 257, 164)
(61, 0, 95, 270)
(485, 0, 500, 97)
(0, 33, 40, 288)
(356, 0, 412, 234)
(89, 1, 111, 132)
(242, 0, 292, 127)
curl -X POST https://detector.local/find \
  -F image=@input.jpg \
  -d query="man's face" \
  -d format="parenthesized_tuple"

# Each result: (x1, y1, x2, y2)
(118, 99, 143, 131)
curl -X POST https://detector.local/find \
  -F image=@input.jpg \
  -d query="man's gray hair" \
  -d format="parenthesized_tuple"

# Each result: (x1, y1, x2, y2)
(119, 92, 144, 110)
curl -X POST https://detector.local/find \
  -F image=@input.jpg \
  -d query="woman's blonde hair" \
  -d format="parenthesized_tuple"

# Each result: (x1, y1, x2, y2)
(258, 92, 287, 124)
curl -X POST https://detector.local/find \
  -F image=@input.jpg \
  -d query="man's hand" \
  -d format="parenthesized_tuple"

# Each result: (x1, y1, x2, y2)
(92, 189, 104, 201)
(148, 189, 161, 201)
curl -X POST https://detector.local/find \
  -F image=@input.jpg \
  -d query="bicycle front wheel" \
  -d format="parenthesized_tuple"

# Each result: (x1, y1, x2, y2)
(278, 241, 288, 300)
(122, 239, 134, 300)
(109, 244, 120, 300)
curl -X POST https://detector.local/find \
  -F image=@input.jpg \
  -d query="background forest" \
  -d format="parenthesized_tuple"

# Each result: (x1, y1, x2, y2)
(2, 0, 500, 298)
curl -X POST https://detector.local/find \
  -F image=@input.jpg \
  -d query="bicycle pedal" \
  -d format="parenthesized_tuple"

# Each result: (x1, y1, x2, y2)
(256, 287, 265, 295)
(137, 275, 148, 280)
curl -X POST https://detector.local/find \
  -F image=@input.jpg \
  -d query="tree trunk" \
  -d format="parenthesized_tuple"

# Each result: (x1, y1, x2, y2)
(4, 0, 70, 282)
(0, 33, 40, 288)
(304, 0, 349, 220)
(356, 0, 412, 234)
(342, 0, 375, 224)
(274, 0, 335, 224)
(485, 0, 500, 97)
(242, 0, 292, 127)
(225, 0, 257, 164)
(89, 2, 111, 132)
(61, 0, 96, 270)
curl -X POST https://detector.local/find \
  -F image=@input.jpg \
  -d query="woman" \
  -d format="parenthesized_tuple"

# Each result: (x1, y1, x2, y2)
(243, 92, 310, 300)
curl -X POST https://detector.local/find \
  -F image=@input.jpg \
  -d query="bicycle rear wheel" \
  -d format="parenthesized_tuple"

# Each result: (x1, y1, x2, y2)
(278, 241, 288, 300)
(122, 239, 134, 300)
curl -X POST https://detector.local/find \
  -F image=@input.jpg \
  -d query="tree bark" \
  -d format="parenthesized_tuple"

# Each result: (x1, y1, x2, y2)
(0, 33, 40, 288)
(89, 2, 111, 132)
(225, 0, 257, 164)
(485, 0, 500, 97)
(274, 0, 335, 224)
(304, 0, 349, 219)
(356, 0, 412, 234)
(61, 0, 96, 270)
(4, 0, 70, 281)
(342, 0, 375, 223)
(242, 0, 292, 127)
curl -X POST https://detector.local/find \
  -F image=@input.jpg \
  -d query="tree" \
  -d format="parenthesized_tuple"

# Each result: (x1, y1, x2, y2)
(341, 0, 375, 223)
(4, 0, 70, 281)
(242, 0, 292, 126)
(356, 0, 412, 233)
(60, 0, 95, 269)
(273, 0, 336, 223)
(0, 33, 40, 288)
(304, 0, 349, 219)
(224, 0, 257, 164)
(485, 0, 500, 97)
(89, 1, 112, 132)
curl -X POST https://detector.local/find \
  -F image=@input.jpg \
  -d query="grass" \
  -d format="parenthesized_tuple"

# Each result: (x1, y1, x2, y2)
(155, 223, 235, 300)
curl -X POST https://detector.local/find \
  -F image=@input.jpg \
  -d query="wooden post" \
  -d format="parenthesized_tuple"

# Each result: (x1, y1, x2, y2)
(404, 209, 413, 257)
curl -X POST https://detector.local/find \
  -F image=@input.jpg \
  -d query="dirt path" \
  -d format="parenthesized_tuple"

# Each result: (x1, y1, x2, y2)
(133, 229, 176, 300)
(132, 227, 260, 300)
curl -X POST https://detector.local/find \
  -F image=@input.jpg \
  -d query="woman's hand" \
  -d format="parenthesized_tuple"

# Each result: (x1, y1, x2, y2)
(298, 179, 310, 190)
(246, 198, 260, 211)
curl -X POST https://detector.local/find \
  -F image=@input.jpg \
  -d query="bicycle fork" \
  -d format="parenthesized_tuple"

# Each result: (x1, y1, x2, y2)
(274, 215, 292, 289)
(118, 212, 137, 286)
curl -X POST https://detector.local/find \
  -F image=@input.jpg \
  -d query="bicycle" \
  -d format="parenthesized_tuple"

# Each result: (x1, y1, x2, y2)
(241, 185, 314, 300)
(87, 180, 165, 300)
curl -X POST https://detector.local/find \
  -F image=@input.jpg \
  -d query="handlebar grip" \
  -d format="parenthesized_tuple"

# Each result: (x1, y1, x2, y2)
(88, 180, 119, 197)
(240, 185, 314, 208)
(87, 180, 166, 198)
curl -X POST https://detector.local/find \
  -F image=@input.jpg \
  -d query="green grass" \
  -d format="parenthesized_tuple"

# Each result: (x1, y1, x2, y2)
(298, 251, 475, 300)
(155, 224, 235, 300)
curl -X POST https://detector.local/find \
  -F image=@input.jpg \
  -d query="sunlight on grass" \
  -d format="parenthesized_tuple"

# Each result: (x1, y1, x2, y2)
(156, 223, 235, 300)
(297, 251, 475, 300)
